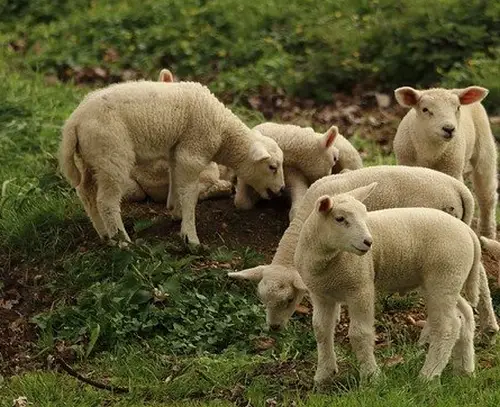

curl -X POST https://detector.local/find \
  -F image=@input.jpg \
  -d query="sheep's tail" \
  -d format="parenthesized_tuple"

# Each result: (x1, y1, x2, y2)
(459, 183, 475, 225)
(59, 121, 81, 187)
(463, 231, 481, 307)
(480, 236, 500, 287)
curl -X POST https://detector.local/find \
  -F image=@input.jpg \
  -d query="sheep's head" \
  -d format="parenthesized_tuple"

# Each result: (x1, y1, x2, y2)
(300, 183, 377, 257)
(300, 125, 340, 182)
(394, 86, 488, 142)
(228, 264, 307, 331)
(244, 132, 285, 199)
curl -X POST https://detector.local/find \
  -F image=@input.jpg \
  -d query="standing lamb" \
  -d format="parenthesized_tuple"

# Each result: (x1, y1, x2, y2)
(228, 165, 498, 338)
(235, 122, 360, 220)
(295, 185, 478, 383)
(393, 86, 498, 238)
(124, 69, 234, 203)
(59, 81, 285, 246)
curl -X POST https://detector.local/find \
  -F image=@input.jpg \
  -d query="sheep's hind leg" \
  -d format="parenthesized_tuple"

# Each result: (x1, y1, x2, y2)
(313, 299, 340, 389)
(95, 173, 130, 247)
(419, 294, 461, 380)
(477, 263, 499, 341)
(451, 296, 475, 375)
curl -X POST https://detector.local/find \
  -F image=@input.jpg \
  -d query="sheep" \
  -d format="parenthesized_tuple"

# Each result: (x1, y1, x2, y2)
(59, 81, 285, 246)
(123, 69, 234, 204)
(228, 165, 499, 338)
(295, 185, 479, 383)
(234, 123, 352, 220)
(480, 237, 500, 287)
(393, 86, 498, 239)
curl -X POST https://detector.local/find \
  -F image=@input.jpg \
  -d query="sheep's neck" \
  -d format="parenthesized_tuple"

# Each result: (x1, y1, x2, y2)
(213, 121, 251, 171)
(272, 217, 304, 267)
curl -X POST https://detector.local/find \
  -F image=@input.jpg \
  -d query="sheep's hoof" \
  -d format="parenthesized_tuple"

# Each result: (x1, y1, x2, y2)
(359, 367, 382, 387)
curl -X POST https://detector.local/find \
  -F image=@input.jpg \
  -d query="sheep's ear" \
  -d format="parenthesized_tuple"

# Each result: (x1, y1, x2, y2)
(394, 87, 421, 107)
(316, 195, 333, 214)
(346, 182, 378, 203)
(320, 126, 339, 149)
(228, 267, 263, 282)
(158, 69, 174, 83)
(452, 86, 488, 105)
(293, 273, 308, 293)
(249, 142, 271, 162)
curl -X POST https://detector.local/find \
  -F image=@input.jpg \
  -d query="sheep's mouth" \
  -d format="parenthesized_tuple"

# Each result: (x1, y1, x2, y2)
(441, 133, 454, 141)
(351, 245, 370, 254)
(266, 188, 280, 198)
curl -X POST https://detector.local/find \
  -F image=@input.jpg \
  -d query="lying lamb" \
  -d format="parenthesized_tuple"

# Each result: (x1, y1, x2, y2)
(235, 122, 361, 220)
(228, 165, 498, 338)
(59, 81, 285, 245)
(393, 86, 498, 238)
(123, 69, 234, 203)
(295, 184, 479, 383)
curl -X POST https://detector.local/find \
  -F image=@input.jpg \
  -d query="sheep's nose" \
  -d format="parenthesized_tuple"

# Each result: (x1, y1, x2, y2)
(363, 238, 373, 248)
(442, 125, 455, 136)
(269, 324, 282, 332)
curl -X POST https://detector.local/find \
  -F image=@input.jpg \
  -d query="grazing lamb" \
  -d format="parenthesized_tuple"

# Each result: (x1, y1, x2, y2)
(59, 81, 285, 246)
(228, 165, 498, 337)
(393, 86, 498, 238)
(295, 185, 479, 383)
(123, 69, 234, 203)
(234, 123, 345, 220)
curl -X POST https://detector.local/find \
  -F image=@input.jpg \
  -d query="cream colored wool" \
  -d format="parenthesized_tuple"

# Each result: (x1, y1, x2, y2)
(235, 122, 356, 220)
(393, 86, 498, 238)
(295, 187, 479, 383)
(228, 165, 498, 337)
(59, 81, 285, 245)
(123, 69, 234, 203)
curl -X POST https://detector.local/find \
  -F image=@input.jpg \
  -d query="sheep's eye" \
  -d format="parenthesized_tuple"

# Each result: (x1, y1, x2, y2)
(269, 164, 278, 173)
(287, 298, 294, 305)
(335, 216, 345, 223)
(457, 105, 460, 112)
(422, 107, 429, 113)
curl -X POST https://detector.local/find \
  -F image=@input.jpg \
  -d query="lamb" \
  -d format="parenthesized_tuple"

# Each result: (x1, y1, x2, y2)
(228, 165, 499, 338)
(479, 237, 500, 287)
(123, 69, 234, 203)
(295, 185, 479, 383)
(234, 122, 362, 220)
(59, 81, 285, 246)
(393, 86, 498, 238)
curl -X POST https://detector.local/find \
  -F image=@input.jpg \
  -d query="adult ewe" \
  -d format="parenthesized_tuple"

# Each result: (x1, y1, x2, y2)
(296, 185, 478, 383)
(393, 86, 498, 238)
(59, 81, 285, 246)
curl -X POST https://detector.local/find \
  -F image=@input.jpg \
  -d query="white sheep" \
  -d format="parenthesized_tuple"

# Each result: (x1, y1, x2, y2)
(228, 165, 498, 337)
(122, 69, 234, 204)
(234, 122, 358, 220)
(295, 185, 479, 383)
(393, 86, 498, 238)
(59, 81, 285, 245)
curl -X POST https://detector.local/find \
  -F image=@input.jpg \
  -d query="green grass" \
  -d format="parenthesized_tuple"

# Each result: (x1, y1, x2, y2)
(1, 2, 500, 405)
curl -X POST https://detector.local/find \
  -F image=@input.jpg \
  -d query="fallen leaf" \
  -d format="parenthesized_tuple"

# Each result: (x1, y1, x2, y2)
(254, 337, 275, 351)
(295, 304, 311, 315)
(383, 354, 404, 367)
(12, 396, 29, 407)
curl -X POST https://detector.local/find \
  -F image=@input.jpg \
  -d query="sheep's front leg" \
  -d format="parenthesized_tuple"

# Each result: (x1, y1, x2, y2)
(345, 289, 380, 382)
(477, 264, 499, 340)
(313, 299, 340, 388)
(472, 163, 498, 239)
(234, 178, 259, 210)
(286, 168, 309, 222)
(173, 154, 206, 245)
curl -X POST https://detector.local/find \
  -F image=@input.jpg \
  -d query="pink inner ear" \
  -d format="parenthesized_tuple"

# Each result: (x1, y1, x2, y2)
(318, 198, 332, 213)
(459, 88, 484, 105)
(325, 131, 337, 148)
(402, 90, 419, 106)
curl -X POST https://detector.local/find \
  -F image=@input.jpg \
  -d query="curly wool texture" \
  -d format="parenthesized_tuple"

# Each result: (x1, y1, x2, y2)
(296, 198, 480, 382)
(59, 81, 285, 245)
(393, 86, 498, 239)
(235, 122, 362, 220)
